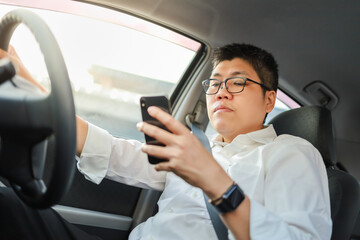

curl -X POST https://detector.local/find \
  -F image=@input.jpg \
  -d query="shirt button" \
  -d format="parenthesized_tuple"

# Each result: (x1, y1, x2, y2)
(168, 208, 174, 213)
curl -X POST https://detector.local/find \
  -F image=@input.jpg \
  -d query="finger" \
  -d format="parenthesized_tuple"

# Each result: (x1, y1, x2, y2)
(154, 161, 172, 172)
(8, 45, 20, 59)
(0, 47, 18, 68)
(147, 106, 190, 135)
(0, 49, 18, 71)
(8, 45, 15, 56)
(137, 121, 175, 146)
(141, 143, 172, 161)
(154, 161, 188, 182)
(0, 48, 9, 58)
(153, 158, 181, 172)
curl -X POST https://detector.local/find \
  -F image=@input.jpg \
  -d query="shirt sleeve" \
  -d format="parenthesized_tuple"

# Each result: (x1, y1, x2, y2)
(248, 137, 332, 240)
(77, 123, 166, 191)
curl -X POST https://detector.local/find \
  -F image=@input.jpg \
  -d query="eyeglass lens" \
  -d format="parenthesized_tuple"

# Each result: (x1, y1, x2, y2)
(204, 77, 246, 94)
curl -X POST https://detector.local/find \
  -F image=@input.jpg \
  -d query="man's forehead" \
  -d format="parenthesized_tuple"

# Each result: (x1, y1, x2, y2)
(211, 58, 254, 77)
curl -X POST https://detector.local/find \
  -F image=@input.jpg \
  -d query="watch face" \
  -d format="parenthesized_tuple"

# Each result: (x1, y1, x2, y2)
(228, 185, 244, 209)
(214, 184, 245, 214)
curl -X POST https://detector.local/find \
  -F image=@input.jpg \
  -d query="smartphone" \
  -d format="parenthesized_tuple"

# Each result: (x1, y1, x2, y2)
(140, 96, 171, 164)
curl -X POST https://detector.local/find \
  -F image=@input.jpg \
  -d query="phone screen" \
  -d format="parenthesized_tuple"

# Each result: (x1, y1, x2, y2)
(140, 96, 171, 164)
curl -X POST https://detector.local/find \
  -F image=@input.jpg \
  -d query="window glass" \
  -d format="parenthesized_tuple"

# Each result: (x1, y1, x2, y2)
(0, 2, 201, 140)
(265, 89, 300, 124)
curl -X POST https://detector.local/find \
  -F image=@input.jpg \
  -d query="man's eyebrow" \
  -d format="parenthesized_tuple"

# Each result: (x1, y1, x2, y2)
(211, 71, 250, 77)
(212, 73, 222, 77)
(231, 71, 250, 76)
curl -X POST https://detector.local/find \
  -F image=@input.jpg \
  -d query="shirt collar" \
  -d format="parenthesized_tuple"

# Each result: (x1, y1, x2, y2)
(211, 124, 277, 147)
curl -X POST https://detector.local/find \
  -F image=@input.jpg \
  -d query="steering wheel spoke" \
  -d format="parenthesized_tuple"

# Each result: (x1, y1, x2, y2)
(0, 81, 52, 136)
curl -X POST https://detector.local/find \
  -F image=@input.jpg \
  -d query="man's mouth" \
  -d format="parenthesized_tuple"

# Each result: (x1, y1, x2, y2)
(213, 104, 233, 113)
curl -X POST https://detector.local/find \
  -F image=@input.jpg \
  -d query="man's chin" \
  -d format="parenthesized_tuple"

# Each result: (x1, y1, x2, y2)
(212, 122, 233, 135)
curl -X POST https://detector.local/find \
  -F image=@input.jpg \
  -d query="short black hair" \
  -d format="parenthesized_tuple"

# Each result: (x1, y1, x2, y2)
(212, 43, 278, 92)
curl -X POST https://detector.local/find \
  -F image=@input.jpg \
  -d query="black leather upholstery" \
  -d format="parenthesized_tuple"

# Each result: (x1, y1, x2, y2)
(269, 106, 335, 167)
(351, 212, 360, 239)
(327, 168, 360, 240)
(269, 106, 360, 240)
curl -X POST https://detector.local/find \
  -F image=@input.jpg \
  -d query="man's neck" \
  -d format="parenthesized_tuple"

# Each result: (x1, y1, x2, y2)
(219, 125, 265, 143)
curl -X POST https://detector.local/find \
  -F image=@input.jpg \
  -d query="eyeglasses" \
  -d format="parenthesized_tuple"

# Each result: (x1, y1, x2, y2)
(201, 76, 270, 95)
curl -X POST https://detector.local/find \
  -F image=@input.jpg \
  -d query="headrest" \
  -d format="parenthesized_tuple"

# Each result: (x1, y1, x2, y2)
(269, 106, 336, 167)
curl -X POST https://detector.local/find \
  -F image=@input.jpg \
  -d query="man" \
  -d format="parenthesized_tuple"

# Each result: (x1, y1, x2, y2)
(0, 43, 332, 239)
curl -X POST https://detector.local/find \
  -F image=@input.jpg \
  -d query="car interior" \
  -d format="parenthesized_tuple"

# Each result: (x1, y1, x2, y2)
(0, 0, 359, 239)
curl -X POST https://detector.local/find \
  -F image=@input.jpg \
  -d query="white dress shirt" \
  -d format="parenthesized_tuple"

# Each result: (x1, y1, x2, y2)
(78, 123, 332, 240)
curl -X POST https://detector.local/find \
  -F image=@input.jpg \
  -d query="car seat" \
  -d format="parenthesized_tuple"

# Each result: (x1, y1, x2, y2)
(269, 106, 360, 240)
(351, 212, 360, 239)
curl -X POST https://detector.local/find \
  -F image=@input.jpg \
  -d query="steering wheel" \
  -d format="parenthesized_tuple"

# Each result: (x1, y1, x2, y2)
(0, 9, 76, 208)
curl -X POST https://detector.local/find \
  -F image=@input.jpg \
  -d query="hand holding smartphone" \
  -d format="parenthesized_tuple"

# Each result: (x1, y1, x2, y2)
(140, 96, 171, 164)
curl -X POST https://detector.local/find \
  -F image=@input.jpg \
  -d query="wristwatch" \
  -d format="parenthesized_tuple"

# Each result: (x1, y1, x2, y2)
(210, 182, 245, 214)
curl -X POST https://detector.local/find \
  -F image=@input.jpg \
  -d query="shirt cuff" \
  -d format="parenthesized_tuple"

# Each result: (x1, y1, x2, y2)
(77, 123, 113, 184)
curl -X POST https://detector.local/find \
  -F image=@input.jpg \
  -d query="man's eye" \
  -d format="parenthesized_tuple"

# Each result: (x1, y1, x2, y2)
(210, 82, 220, 87)
(233, 81, 245, 86)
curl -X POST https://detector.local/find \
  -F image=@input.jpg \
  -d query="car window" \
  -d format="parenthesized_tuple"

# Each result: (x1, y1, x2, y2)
(265, 89, 300, 123)
(0, 3, 202, 141)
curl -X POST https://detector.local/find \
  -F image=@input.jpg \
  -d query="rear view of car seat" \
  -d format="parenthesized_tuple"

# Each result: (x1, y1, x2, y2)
(269, 106, 360, 240)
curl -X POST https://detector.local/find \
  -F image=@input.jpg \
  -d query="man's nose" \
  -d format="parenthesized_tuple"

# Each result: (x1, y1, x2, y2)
(216, 83, 232, 99)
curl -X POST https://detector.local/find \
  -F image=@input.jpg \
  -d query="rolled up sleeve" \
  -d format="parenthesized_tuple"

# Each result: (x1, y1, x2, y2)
(77, 123, 166, 190)
(77, 123, 112, 184)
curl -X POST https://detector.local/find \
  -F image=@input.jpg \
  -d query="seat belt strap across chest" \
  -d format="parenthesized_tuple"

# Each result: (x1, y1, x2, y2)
(191, 122, 229, 240)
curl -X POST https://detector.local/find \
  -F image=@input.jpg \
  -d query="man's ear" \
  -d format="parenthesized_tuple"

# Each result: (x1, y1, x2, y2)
(265, 90, 276, 113)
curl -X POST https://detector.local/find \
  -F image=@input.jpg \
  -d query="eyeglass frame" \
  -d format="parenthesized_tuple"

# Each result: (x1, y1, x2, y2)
(201, 76, 271, 95)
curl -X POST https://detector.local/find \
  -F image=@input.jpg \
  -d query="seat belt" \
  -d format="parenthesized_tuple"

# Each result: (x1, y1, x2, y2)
(191, 122, 229, 240)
